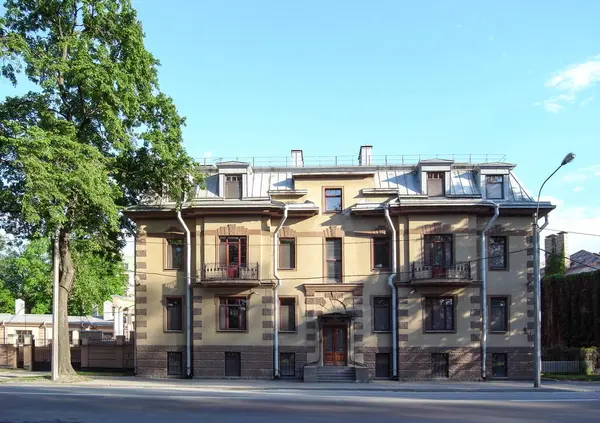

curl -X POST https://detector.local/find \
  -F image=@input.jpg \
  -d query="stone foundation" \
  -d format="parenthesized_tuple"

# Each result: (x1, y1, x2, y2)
(279, 346, 309, 379)
(486, 347, 533, 380)
(361, 346, 393, 380)
(398, 347, 481, 380)
(136, 345, 186, 378)
(193, 345, 273, 379)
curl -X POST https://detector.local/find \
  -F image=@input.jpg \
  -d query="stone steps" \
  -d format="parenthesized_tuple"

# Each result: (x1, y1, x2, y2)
(315, 366, 356, 382)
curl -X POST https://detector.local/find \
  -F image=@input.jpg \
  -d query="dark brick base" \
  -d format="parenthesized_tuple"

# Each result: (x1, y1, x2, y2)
(136, 345, 186, 378)
(362, 347, 393, 380)
(399, 347, 481, 381)
(193, 345, 273, 379)
(279, 346, 309, 379)
(486, 347, 533, 380)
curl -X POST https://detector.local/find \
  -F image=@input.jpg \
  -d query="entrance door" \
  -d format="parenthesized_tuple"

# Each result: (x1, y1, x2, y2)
(219, 236, 247, 278)
(424, 235, 453, 278)
(323, 325, 347, 366)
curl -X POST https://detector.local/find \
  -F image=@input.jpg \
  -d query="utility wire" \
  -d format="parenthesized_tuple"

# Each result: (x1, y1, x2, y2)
(126, 248, 529, 281)
(540, 248, 600, 272)
(543, 228, 600, 238)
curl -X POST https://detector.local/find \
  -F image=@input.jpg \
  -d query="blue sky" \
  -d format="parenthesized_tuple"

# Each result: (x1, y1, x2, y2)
(1, 0, 598, 255)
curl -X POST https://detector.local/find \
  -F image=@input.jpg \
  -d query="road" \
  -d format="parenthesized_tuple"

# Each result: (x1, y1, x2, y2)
(1, 383, 599, 423)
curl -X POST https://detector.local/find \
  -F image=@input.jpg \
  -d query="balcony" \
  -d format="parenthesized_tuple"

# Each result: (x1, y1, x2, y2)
(199, 263, 261, 287)
(410, 261, 473, 286)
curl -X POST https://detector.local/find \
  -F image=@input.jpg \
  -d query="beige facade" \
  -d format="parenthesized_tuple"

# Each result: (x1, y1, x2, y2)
(127, 148, 552, 380)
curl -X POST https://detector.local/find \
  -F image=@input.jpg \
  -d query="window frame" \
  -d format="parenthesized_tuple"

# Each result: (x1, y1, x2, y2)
(489, 296, 510, 333)
(324, 237, 343, 282)
(372, 237, 391, 270)
(164, 237, 185, 270)
(279, 297, 297, 333)
(423, 296, 456, 333)
(427, 172, 446, 197)
(163, 295, 184, 333)
(16, 330, 33, 345)
(323, 187, 343, 213)
(424, 234, 454, 267)
(373, 296, 392, 333)
(217, 296, 248, 332)
(485, 175, 504, 200)
(278, 237, 296, 270)
(488, 236, 508, 271)
(167, 351, 184, 376)
(225, 174, 243, 199)
(491, 353, 508, 378)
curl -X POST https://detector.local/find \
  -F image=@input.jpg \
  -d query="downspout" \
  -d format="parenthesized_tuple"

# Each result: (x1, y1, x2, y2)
(176, 202, 192, 379)
(384, 199, 398, 380)
(273, 204, 289, 378)
(481, 202, 500, 380)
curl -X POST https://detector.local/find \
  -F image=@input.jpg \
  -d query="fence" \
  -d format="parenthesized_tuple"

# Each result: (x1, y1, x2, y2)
(542, 347, 599, 375)
(542, 361, 582, 374)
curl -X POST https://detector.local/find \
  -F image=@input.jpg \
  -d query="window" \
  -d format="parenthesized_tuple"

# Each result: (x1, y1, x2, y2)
(486, 175, 504, 199)
(490, 297, 508, 332)
(492, 353, 507, 377)
(373, 297, 391, 332)
(279, 298, 296, 332)
(424, 297, 454, 332)
(166, 238, 184, 269)
(324, 188, 342, 212)
(489, 236, 508, 270)
(325, 238, 342, 282)
(279, 238, 296, 269)
(167, 352, 183, 376)
(375, 353, 391, 378)
(165, 297, 183, 331)
(427, 172, 445, 197)
(431, 353, 449, 378)
(68, 330, 74, 345)
(424, 235, 453, 272)
(225, 352, 241, 376)
(225, 175, 242, 199)
(219, 297, 247, 330)
(279, 353, 296, 377)
(16, 330, 32, 345)
(373, 237, 390, 269)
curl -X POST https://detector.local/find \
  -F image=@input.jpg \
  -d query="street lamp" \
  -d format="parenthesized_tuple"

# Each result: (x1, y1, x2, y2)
(533, 152, 575, 388)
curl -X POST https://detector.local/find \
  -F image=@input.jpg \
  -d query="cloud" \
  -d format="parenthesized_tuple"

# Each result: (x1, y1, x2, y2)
(539, 55, 600, 112)
(540, 202, 600, 255)
(562, 164, 600, 184)
(573, 186, 584, 192)
(489, 35, 495, 42)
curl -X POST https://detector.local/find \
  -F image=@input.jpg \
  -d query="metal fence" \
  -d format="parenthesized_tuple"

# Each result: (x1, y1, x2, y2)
(542, 360, 582, 374)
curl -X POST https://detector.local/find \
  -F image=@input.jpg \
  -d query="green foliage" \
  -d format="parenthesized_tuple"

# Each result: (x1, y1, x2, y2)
(542, 270, 600, 348)
(0, 237, 126, 315)
(545, 246, 566, 277)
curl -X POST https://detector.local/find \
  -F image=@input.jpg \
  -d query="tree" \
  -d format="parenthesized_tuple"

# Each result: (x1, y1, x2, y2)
(0, 0, 199, 377)
(545, 246, 566, 277)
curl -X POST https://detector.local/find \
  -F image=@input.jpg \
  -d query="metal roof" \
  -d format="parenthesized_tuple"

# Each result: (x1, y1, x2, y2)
(0, 314, 113, 327)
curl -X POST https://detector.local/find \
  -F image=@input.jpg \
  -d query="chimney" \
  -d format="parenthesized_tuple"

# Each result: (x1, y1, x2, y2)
(15, 299, 25, 316)
(291, 149, 304, 167)
(358, 145, 373, 166)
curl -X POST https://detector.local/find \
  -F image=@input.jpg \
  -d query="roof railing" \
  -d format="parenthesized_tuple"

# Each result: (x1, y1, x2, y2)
(198, 154, 506, 167)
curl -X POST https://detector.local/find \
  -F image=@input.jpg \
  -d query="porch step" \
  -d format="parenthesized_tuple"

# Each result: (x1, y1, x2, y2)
(315, 366, 356, 382)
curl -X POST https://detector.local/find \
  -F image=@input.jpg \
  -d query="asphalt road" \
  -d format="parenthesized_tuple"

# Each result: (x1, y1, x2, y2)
(1, 384, 599, 423)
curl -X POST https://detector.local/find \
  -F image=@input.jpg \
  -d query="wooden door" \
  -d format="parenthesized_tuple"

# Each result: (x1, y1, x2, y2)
(323, 325, 347, 366)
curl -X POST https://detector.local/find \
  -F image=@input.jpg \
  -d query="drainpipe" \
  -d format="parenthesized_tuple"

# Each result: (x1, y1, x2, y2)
(481, 202, 500, 380)
(384, 200, 398, 380)
(176, 202, 192, 379)
(273, 204, 289, 378)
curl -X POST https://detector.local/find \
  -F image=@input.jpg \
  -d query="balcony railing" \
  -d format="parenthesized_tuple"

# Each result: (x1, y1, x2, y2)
(411, 262, 472, 281)
(202, 263, 259, 281)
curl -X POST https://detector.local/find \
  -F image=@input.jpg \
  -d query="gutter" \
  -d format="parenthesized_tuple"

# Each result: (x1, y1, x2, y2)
(176, 201, 192, 379)
(273, 204, 289, 378)
(384, 197, 399, 380)
(481, 202, 500, 380)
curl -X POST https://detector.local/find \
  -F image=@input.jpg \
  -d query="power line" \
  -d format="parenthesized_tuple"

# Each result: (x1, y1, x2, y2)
(540, 248, 600, 272)
(126, 247, 529, 281)
(543, 228, 600, 238)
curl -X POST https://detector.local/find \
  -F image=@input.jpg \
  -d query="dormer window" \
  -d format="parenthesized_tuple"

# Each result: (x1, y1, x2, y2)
(486, 175, 504, 199)
(427, 172, 445, 197)
(225, 175, 242, 199)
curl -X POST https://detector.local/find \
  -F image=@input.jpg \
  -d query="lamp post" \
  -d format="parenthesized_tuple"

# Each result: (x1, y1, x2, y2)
(533, 152, 575, 388)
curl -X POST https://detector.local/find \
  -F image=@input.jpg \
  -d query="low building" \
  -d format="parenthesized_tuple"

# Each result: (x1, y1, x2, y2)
(125, 147, 553, 380)
(0, 299, 113, 346)
(565, 250, 600, 275)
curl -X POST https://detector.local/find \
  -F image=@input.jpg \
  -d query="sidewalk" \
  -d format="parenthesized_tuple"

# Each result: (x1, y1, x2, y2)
(3, 369, 600, 392)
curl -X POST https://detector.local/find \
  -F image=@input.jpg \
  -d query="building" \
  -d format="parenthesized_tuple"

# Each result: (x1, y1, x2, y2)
(0, 299, 113, 346)
(124, 147, 553, 380)
(565, 250, 600, 275)
(544, 232, 569, 269)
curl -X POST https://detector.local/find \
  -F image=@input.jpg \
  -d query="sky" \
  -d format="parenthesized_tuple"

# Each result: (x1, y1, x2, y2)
(1, 0, 599, 256)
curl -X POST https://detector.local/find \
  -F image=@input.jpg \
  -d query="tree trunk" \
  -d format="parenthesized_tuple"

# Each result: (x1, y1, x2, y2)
(58, 229, 77, 377)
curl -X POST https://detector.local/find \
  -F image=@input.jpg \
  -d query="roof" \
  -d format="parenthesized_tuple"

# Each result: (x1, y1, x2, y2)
(0, 314, 113, 327)
(566, 250, 600, 275)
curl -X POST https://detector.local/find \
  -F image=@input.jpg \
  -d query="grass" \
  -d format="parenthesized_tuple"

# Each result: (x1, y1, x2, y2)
(0, 375, 50, 384)
(542, 373, 600, 382)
